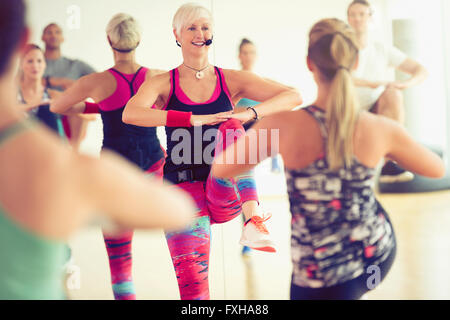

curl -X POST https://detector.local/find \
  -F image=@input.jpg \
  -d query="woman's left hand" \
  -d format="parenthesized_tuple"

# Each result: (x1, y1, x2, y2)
(227, 109, 255, 124)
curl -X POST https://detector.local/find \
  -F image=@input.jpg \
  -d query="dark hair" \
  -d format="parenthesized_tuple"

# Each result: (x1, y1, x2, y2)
(43, 23, 61, 35)
(347, 0, 373, 15)
(0, 0, 26, 76)
(239, 38, 254, 52)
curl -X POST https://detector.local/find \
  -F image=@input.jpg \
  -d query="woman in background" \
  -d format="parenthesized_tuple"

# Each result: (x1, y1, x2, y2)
(18, 44, 65, 138)
(0, 0, 195, 300)
(51, 13, 167, 300)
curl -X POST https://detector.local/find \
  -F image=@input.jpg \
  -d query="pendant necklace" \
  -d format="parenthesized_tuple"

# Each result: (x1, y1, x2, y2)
(183, 63, 209, 79)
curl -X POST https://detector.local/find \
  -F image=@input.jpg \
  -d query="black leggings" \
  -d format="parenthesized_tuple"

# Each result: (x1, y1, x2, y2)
(290, 245, 397, 300)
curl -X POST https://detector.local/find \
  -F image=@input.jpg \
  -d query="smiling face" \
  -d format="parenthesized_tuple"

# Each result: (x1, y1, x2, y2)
(21, 48, 46, 80)
(347, 3, 372, 34)
(175, 17, 213, 57)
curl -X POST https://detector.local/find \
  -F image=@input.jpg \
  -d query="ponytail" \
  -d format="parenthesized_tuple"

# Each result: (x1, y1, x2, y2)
(325, 67, 359, 170)
(308, 19, 360, 171)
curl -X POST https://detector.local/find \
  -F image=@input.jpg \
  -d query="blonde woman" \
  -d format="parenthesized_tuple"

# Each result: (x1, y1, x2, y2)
(123, 3, 302, 299)
(51, 13, 166, 300)
(0, 0, 195, 299)
(212, 18, 444, 299)
(18, 44, 65, 138)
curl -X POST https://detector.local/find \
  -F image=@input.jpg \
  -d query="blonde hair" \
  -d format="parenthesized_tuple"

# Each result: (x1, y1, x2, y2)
(308, 18, 360, 170)
(172, 3, 213, 37)
(106, 13, 141, 52)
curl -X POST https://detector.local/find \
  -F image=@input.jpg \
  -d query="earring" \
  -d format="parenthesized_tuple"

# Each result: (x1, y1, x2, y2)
(176, 40, 181, 47)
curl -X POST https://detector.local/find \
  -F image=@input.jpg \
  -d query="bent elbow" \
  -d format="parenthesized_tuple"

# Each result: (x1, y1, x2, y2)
(290, 89, 303, 108)
(122, 107, 134, 124)
(432, 162, 446, 179)
(49, 102, 62, 114)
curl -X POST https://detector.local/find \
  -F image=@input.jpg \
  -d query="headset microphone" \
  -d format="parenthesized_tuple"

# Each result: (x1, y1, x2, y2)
(204, 37, 213, 46)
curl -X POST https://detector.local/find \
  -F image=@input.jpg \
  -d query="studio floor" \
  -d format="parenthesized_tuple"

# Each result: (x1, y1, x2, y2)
(67, 160, 450, 300)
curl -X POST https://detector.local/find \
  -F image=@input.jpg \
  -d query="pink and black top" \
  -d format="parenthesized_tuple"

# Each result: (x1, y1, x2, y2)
(163, 67, 234, 184)
(98, 67, 164, 170)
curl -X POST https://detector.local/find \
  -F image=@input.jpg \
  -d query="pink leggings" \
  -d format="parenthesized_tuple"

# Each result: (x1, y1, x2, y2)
(165, 119, 258, 300)
(103, 157, 164, 300)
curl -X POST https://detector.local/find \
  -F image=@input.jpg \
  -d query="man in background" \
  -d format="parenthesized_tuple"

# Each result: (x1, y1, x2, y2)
(347, 0, 428, 183)
(42, 23, 97, 151)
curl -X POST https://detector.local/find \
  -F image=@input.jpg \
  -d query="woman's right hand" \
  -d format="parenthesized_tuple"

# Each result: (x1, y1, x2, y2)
(368, 81, 388, 89)
(190, 111, 232, 126)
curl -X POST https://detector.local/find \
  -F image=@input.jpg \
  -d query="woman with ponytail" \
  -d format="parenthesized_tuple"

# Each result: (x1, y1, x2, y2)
(212, 18, 445, 299)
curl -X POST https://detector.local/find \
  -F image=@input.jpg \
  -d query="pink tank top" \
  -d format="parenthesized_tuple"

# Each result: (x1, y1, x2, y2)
(98, 67, 148, 111)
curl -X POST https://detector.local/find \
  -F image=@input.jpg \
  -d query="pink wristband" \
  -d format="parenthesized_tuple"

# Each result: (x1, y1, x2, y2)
(83, 101, 100, 114)
(166, 110, 192, 127)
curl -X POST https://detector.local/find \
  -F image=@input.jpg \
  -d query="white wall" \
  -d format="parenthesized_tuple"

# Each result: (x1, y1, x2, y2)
(25, 0, 445, 156)
(388, 0, 447, 147)
(213, 0, 389, 106)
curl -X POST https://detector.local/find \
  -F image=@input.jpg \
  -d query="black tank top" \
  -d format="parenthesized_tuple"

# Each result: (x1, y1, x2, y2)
(100, 67, 163, 170)
(164, 67, 233, 180)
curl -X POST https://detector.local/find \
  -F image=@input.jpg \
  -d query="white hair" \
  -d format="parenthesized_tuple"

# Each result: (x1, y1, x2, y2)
(106, 13, 141, 51)
(172, 3, 213, 37)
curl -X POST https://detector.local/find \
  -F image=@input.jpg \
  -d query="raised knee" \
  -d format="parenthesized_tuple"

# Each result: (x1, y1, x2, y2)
(218, 118, 242, 131)
(382, 87, 403, 102)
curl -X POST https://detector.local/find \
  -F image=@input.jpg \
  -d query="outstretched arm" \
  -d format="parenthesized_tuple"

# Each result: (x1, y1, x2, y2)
(212, 114, 281, 178)
(224, 70, 302, 123)
(50, 74, 97, 115)
(80, 151, 196, 231)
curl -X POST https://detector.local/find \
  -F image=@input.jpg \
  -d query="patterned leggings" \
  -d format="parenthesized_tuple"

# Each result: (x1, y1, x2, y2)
(165, 119, 258, 300)
(102, 119, 258, 300)
(103, 157, 165, 300)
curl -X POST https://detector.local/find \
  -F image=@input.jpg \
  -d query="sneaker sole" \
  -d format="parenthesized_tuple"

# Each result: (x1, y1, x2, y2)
(252, 246, 276, 253)
(240, 240, 276, 253)
(379, 172, 415, 184)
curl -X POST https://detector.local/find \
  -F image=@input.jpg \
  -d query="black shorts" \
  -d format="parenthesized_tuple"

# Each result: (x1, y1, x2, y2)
(290, 244, 397, 300)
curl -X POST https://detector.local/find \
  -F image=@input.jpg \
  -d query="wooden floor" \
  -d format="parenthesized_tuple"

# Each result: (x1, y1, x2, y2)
(67, 164, 450, 300)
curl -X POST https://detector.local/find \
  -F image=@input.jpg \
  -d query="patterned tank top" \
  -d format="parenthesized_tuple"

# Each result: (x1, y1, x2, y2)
(285, 105, 396, 288)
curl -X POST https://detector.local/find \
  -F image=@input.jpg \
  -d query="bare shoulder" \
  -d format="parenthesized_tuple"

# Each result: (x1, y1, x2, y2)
(222, 69, 252, 82)
(76, 71, 112, 88)
(254, 109, 308, 137)
(142, 71, 171, 88)
(357, 111, 402, 137)
(146, 68, 168, 79)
